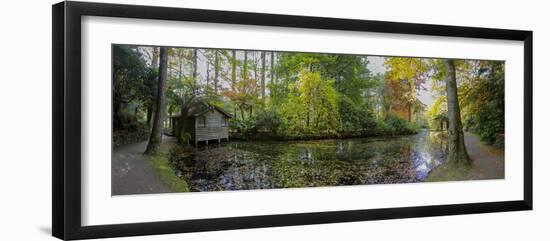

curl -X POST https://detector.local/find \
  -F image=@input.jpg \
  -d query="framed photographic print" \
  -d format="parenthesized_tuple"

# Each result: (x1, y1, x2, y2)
(52, 1, 533, 240)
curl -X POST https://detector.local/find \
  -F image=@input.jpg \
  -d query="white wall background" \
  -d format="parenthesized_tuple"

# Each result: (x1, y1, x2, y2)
(0, 0, 547, 240)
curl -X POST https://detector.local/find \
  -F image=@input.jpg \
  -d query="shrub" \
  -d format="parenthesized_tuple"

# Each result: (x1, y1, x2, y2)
(383, 115, 416, 134)
(112, 122, 150, 149)
(230, 118, 256, 135)
(253, 108, 282, 134)
(477, 103, 504, 144)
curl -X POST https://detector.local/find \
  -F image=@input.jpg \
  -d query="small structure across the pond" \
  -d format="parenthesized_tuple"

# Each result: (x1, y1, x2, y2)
(169, 102, 232, 145)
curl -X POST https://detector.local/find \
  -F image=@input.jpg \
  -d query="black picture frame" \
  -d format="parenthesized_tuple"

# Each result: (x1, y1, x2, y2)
(52, 1, 533, 240)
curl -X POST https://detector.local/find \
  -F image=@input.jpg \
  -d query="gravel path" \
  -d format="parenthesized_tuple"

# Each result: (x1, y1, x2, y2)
(426, 132, 505, 181)
(111, 136, 172, 195)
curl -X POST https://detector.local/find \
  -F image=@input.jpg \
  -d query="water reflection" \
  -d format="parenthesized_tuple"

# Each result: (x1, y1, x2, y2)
(171, 130, 448, 192)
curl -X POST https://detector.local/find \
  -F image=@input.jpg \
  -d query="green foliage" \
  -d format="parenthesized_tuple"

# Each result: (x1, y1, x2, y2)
(230, 107, 283, 137)
(113, 45, 158, 131)
(382, 114, 416, 134)
(423, 59, 505, 146)
(383, 57, 429, 122)
(276, 69, 340, 135)
(113, 44, 504, 146)
(478, 104, 504, 143)
(253, 107, 282, 134)
(464, 116, 476, 131)
(151, 146, 190, 192)
(223, 52, 422, 139)
(113, 45, 157, 110)
(230, 116, 258, 136)
(339, 96, 378, 131)
(457, 61, 505, 145)
(426, 95, 447, 129)
(112, 121, 150, 149)
(178, 131, 192, 146)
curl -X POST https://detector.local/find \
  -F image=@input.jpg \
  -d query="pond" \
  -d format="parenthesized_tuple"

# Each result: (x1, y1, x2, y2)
(170, 130, 449, 192)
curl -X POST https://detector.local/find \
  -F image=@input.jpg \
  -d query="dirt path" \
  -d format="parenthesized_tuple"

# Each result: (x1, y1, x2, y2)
(463, 132, 505, 180)
(111, 136, 173, 195)
(426, 132, 504, 182)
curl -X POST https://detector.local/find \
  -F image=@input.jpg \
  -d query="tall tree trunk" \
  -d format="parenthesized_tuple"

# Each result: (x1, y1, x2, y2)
(145, 47, 168, 154)
(240, 107, 245, 122)
(146, 105, 154, 127)
(179, 51, 184, 81)
(192, 49, 198, 94)
(407, 103, 412, 122)
(206, 62, 210, 92)
(152, 47, 159, 71)
(147, 47, 160, 129)
(175, 51, 187, 143)
(253, 53, 258, 81)
(261, 51, 266, 98)
(243, 51, 248, 80)
(231, 50, 236, 91)
(444, 60, 469, 163)
(231, 50, 237, 120)
(272, 52, 277, 83)
(113, 102, 123, 130)
(214, 50, 219, 94)
(176, 105, 189, 144)
(270, 52, 275, 83)
(306, 109, 310, 127)
(408, 77, 415, 123)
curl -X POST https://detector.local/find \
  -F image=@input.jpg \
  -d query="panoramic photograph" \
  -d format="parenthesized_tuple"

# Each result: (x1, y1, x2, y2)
(111, 44, 505, 195)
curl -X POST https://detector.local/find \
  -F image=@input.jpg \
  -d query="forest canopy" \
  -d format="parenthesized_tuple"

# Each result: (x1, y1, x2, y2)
(112, 45, 505, 149)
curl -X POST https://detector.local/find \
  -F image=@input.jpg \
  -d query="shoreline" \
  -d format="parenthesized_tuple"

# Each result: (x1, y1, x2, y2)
(228, 130, 420, 142)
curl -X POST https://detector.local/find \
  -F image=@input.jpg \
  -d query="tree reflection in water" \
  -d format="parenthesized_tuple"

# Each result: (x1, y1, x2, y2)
(170, 130, 448, 192)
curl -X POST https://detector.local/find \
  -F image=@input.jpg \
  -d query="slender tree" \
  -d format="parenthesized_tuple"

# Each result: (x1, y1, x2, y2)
(261, 51, 266, 98)
(270, 52, 275, 83)
(253, 52, 259, 81)
(444, 59, 469, 163)
(214, 50, 219, 94)
(384, 57, 427, 123)
(175, 49, 200, 144)
(231, 50, 238, 119)
(206, 61, 210, 91)
(243, 51, 248, 80)
(231, 50, 237, 87)
(146, 47, 159, 128)
(178, 49, 184, 81)
(242, 51, 249, 120)
(145, 47, 168, 154)
(192, 49, 198, 94)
